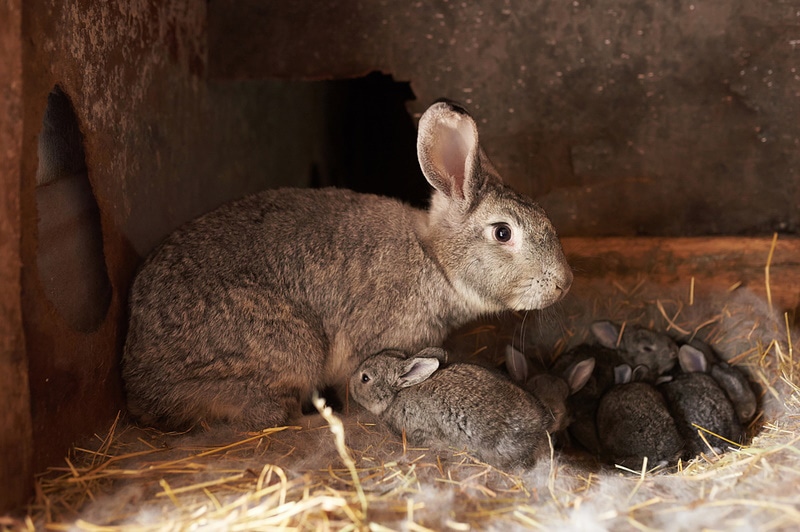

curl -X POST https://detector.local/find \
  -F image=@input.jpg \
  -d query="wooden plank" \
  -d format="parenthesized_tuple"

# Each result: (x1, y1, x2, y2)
(561, 236, 800, 314)
(0, 0, 34, 514)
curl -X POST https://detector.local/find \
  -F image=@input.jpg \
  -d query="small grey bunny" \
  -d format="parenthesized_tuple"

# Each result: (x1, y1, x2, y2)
(504, 345, 595, 435)
(548, 344, 627, 455)
(679, 341, 757, 424)
(597, 364, 684, 469)
(349, 348, 560, 469)
(591, 321, 679, 382)
(123, 100, 573, 430)
(659, 345, 744, 456)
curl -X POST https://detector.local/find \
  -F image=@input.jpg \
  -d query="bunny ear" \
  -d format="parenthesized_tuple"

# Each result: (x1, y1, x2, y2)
(591, 320, 622, 349)
(613, 364, 632, 385)
(417, 100, 485, 206)
(504, 345, 530, 384)
(416, 347, 449, 363)
(678, 345, 707, 373)
(631, 365, 649, 382)
(566, 357, 595, 394)
(710, 364, 757, 422)
(396, 357, 440, 388)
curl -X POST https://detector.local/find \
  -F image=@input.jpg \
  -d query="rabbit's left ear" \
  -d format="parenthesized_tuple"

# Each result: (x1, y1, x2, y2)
(396, 357, 440, 388)
(504, 345, 529, 384)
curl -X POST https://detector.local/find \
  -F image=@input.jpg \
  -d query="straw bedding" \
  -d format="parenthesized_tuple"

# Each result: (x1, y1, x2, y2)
(9, 245, 800, 531)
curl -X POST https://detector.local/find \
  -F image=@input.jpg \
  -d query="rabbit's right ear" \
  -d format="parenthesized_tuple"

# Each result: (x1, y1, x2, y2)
(614, 364, 632, 385)
(678, 345, 707, 373)
(591, 321, 622, 349)
(396, 357, 440, 388)
(504, 345, 530, 384)
(417, 101, 484, 207)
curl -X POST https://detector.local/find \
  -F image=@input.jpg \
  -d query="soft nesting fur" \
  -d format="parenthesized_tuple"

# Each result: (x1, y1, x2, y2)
(122, 100, 572, 430)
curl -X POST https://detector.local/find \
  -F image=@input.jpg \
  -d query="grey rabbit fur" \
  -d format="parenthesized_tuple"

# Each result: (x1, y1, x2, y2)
(349, 348, 560, 469)
(659, 345, 744, 456)
(122, 100, 573, 430)
(504, 345, 595, 435)
(591, 320, 679, 382)
(678, 341, 757, 424)
(597, 364, 684, 469)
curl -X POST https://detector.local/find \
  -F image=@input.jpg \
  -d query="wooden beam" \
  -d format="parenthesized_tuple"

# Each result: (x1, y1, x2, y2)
(561, 236, 800, 315)
(0, 0, 34, 514)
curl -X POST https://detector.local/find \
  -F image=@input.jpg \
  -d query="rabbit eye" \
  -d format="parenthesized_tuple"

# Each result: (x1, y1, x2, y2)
(493, 223, 512, 243)
(360, 373, 370, 383)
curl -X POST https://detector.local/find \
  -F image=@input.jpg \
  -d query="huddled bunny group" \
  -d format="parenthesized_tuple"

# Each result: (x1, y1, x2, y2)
(556, 320, 757, 469)
(121, 99, 756, 472)
(348, 318, 756, 470)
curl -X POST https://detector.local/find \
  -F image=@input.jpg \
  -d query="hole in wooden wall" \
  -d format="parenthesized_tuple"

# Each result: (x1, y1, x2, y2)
(313, 72, 429, 208)
(35, 86, 111, 332)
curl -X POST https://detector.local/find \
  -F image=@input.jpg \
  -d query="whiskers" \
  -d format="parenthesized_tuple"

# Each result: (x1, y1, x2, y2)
(510, 304, 571, 363)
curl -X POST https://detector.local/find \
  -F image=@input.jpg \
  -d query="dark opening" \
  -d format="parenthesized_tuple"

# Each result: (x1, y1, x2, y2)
(312, 72, 429, 208)
(35, 86, 112, 333)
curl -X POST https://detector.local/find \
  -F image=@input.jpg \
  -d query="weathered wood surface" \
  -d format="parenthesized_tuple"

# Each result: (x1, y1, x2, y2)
(561, 236, 800, 315)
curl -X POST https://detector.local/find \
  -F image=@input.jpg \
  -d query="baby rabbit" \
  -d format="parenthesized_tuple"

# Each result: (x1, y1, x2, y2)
(591, 321, 679, 382)
(349, 348, 560, 469)
(504, 345, 595, 436)
(679, 341, 757, 424)
(659, 345, 744, 456)
(548, 344, 627, 455)
(123, 100, 573, 430)
(597, 364, 684, 470)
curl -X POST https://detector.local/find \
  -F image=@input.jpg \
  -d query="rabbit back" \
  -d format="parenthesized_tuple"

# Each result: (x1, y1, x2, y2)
(386, 363, 557, 468)
(660, 373, 743, 455)
(597, 382, 684, 468)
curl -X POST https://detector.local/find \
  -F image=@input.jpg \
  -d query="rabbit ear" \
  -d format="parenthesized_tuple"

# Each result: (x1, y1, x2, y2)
(396, 357, 440, 388)
(417, 100, 485, 206)
(566, 357, 595, 394)
(631, 365, 649, 382)
(614, 364, 632, 384)
(591, 321, 622, 349)
(416, 347, 449, 363)
(504, 345, 530, 384)
(678, 345, 707, 373)
(710, 364, 757, 422)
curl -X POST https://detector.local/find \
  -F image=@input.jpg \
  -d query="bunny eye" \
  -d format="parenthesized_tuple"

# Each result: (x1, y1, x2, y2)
(360, 373, 370, 383)
(493, 223, 512, 243)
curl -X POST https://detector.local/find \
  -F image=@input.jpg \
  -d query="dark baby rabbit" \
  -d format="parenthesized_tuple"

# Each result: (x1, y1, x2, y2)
(597, 365, 684, 470)
(123, 100, 573, 430)
(591, 321, 679, 382)
(349, 348, 560, 469)
(504, 345, 595, 436)
(659, 345, 744, 456)
(679, 341, 758, 425)
(549, 344, 627, 455)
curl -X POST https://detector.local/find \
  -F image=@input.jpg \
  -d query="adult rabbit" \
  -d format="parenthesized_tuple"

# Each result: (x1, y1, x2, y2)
(122, 100, 573, 430)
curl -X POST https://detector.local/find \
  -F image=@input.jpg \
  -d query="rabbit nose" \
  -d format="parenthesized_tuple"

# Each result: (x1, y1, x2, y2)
(556, 269, 574, 295)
